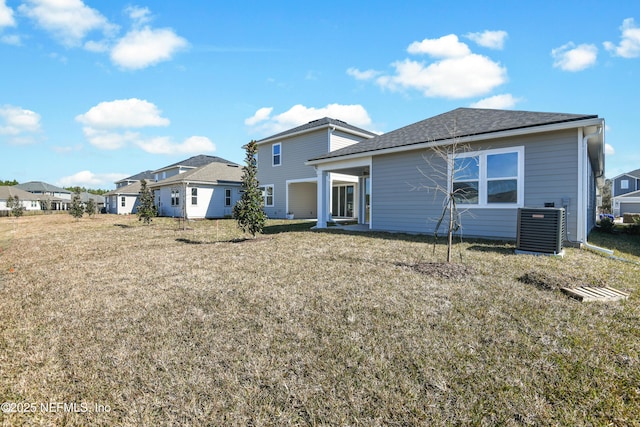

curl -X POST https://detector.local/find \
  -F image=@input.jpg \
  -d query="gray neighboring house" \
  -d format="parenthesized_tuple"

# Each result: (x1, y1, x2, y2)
(306, 108, 605, 245)
(150, 161, 243, 219)
(611, 169, 640, 216)
(255, 117, 377, 219)
(14, 181, 72, 210)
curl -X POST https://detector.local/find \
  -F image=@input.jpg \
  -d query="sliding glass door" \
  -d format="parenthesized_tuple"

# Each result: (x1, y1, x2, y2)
(332, 185, 354, 218)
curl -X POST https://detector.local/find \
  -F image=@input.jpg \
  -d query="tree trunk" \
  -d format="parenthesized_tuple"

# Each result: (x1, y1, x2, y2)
(447, 199, 454, 263)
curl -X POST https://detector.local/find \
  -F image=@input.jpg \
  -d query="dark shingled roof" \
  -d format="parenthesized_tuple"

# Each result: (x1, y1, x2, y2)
(623, 168, 640, 179)
(155, 155, 239, 172)
(309, 108, 598, 161)
(257, 117, 377, 143)
(14, 181, 71, 194)
(118, 170, 155, 182)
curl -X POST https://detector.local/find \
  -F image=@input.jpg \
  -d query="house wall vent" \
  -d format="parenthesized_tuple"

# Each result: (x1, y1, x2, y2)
(516, 208, 565, 256)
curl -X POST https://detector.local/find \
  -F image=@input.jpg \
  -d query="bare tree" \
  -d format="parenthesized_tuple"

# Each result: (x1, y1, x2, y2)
(411, 123, 475, 263)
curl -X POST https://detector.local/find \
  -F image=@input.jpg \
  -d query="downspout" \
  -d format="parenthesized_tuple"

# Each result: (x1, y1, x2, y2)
(579, 126, 610, 254)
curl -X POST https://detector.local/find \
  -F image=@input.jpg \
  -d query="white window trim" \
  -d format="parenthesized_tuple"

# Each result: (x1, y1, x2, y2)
(261, 184, 274, 207)
(449, 146, 524, 209)
(272, 142, 281, 167)
(191, 187, 197, 205)
(224, 188, 232, 207)
(621, 179, 629, 190)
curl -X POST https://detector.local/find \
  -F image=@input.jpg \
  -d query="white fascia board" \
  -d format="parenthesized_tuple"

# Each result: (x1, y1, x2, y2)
(257, 124, 374, 145)
(307, 117, 605, 167)
(312, 156, 372, 172)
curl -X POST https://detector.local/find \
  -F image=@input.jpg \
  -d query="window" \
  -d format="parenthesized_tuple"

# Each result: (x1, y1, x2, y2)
(451, 147, 523, 207)
(224, 189, 232, 206)
(621, 179, 629, 190)
(191, 188, 197, 205)
(260, 185, 274, 207)
(121, 196, 126, 207)
(171, 189, 180, 206)
(272, 143, 281, 166)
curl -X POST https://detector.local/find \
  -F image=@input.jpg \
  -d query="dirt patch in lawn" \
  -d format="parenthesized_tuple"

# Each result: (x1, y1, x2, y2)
(399, 262, 476, 280)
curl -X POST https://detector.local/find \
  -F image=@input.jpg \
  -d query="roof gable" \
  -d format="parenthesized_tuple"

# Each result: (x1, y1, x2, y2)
(613, 169, 640, 180)
(256, 117, 377, 144)
(151, 162, 243, 187)
(310, 108, 599, 161)
(117, 170, 154, 183)
(153, 155, 238, 173)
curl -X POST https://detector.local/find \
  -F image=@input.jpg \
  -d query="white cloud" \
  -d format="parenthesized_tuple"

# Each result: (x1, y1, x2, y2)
(0, 0, 16, 28)
(125, 5, 152, 26)
(407, 34, 470, 58)
(346, 67, 380, 80)
(135, 135, 215, 155)
(1, 34, 21, 45)
(81, 127, 140, 150)
(0, 105, 42, 144)
(244, 107, 273, 126)
(605, 143, 615, 155)
(76, 98, 170, 129)
(352, 34, 507, 99)
(18, 0, 117, 47)
(58, 170, 127, 188)
(470, 94, 521, 109)
(551, 42, 598, 72)
(245, 103, 373, 136)
(604, 18, 640, 58)
(110, 26, 188, 70)
(377, 55, 507, 99)
(465, 30, 508, 50)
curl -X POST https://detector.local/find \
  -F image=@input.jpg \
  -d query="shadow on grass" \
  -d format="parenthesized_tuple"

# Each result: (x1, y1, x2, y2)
(176, 237, 269, 245)
(262, 221, 316, 234)
(113, 224, 134, 229)
(467, 244, 515, 255)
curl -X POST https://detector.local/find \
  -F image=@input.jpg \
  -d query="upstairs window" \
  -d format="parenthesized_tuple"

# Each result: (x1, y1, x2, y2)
(621, 179, 629, 190)
(272, 143, 281, 166)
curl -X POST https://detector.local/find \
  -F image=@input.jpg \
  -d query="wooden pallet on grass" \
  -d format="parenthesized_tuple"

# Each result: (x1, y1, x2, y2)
(561, 286, 630, 302)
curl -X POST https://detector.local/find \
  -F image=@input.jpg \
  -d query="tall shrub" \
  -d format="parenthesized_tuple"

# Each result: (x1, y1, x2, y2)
(233, 140, 266, 238)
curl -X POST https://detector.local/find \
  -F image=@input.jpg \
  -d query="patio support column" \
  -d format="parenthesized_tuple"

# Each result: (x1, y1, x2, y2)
(316, 169, 329, 228)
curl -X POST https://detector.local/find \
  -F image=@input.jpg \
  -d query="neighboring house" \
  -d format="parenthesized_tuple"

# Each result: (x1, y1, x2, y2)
(150, 161, 243, 219)
(306, 108, 605, 245)
(105, 170, 155, 214)
(0, 186, 41, 214)
(255, 117, 377, 219)
(14, 181, 71, 210)
(114, 170, 154, 189)
(105, 182, 142, 214)
(611, 168, 640, 216)
(78, 191, 105, 212)
(152, 155, 235, 182)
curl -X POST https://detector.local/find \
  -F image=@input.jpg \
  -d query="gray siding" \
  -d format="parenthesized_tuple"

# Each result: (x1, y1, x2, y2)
(330, 130, 365, 152)
(621, 202, 640, 215)
(613, 176, 640, 197)
(371, 129, 581, 240)
(587, 158, 596, 234)
(257, 127, 372, 218)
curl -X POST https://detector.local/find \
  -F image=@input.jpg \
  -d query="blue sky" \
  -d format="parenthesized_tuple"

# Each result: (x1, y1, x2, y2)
(1, 0, 638, 189)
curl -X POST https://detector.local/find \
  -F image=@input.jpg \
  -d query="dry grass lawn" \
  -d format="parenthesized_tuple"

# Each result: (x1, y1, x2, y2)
(1, 214, 639, 426)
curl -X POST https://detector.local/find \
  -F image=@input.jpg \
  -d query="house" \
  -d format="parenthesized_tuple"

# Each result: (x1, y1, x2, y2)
(150, 161, 243, 219)
(0, 186, 42, 215)
(255, 117, 377, 219)
(152, 155, 234, 182)
(611, 169, 640, 216)
(305, 108, 605, 245)
(104, 181, 146, 214)
(114, 170, 154, 189)
(14, 181, 71, 210)
(105, 170, 155, 214)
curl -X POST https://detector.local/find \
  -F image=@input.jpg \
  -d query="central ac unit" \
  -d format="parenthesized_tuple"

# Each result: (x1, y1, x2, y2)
(516, 207, 565, 256)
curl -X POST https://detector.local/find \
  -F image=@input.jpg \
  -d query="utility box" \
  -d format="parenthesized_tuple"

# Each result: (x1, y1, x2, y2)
(516, 208, 565, 257)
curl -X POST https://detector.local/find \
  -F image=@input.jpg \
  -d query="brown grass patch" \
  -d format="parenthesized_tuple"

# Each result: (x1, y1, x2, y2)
(0, 215, 639, 425)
